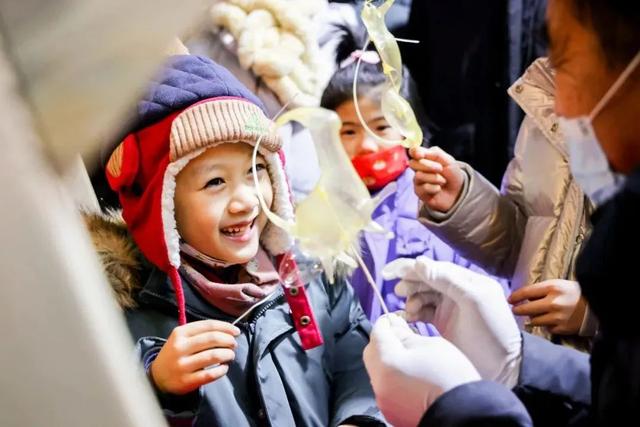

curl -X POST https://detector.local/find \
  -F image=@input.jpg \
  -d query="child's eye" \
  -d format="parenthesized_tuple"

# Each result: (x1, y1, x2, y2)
(204, 177, 225, 189)
(341, 129, 357, 137)
(249, 163, 267, 175)
(376, 124, 391, 132)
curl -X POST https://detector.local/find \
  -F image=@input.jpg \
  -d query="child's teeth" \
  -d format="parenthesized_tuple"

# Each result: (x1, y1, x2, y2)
(224, 225, 248, 235)
(222, 220, 256, 236)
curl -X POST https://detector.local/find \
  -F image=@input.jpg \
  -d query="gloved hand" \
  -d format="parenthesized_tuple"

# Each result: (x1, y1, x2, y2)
(384, 256, 522, 388)
(363, 314, 481, 427)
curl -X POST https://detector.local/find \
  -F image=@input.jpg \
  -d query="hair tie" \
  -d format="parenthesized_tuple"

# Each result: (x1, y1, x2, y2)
(339, 49, 381, 69)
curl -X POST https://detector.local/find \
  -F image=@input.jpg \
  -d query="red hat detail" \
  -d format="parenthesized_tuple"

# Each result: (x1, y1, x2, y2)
(107, 111, 187, 322)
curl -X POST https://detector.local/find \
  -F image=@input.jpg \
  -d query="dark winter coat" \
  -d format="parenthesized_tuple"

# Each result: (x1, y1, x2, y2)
(85, 212, 386, 427)
(415, 169, 640, 426)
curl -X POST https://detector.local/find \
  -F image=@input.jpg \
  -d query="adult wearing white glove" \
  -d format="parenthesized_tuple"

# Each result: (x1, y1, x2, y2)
(363, 313, 481, 427)
(383, 256, 523, 388)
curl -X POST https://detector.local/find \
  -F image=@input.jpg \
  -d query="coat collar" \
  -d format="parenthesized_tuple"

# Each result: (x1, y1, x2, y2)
(372, 168, 418, 221)
(372, 169, 430, 254)
(138, 267, 321, 360)
(507, 57, 568, 159)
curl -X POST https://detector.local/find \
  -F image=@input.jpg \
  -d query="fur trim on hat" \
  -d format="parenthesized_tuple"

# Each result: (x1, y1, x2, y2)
(162, 148, 206, 268)
(261, 151, 295, 254)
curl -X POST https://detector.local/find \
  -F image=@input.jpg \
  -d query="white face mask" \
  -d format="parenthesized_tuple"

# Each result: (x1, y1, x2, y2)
(558, 51, 640, 207)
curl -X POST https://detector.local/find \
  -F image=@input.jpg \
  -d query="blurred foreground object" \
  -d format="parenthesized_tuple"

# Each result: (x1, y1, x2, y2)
(0, 0, 207, 425)
(0, 0, 205, 170)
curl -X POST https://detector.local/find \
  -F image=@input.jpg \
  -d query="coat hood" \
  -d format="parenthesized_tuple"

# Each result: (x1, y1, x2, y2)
(82, 210, 145, 309)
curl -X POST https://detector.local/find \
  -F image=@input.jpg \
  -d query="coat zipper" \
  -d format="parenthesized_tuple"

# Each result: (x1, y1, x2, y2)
(147, 285, 290, 426)
(236, 291, 286, 327)
(243, 291, 284, 427)
(562, 193, 587, 280)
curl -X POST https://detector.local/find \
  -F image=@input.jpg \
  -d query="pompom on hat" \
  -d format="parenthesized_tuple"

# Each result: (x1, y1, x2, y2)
(106, 55, 322, 349)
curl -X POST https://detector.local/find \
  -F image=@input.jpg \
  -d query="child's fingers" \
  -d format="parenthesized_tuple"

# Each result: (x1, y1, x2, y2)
(181, 319, 241, 337)
(423, 146, 456, 165)
(187, 331, 238, 354)
(414, 170, 447, 186)
(184, 348, 236, 372)
(409, 158, 444, 174)
(409, 146, 429, 160)
(186, 364, 230, 389)
(415, 183, 442, 198)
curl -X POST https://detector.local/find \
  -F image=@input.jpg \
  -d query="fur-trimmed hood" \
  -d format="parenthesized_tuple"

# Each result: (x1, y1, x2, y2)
(82, 210, 146, 309)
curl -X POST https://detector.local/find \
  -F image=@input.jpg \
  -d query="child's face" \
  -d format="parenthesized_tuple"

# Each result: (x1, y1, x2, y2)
(174, 143, 273, 265)
(335, 97, 404, 158)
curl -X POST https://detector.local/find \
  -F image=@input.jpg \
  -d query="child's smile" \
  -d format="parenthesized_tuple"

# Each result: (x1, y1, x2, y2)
(220, 218, 257, 242)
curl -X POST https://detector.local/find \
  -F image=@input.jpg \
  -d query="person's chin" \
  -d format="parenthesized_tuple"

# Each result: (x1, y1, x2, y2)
(223, 240, 260, 265)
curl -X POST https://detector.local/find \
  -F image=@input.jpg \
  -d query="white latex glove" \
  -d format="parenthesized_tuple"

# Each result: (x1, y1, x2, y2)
(363, 314, 481, 427)
(384, 256, 522, 388)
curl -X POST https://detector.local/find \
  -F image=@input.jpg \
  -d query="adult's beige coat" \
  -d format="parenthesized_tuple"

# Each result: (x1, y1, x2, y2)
(420, 58, 595, 337)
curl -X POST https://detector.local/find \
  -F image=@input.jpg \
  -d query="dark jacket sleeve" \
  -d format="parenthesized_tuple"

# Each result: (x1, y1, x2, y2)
(135, 337, 202, 427)
(513, 333, 591, 427)
(419, 381, 533, 427)
(327, 278, 388, 426)
(419, 332, 592, 427)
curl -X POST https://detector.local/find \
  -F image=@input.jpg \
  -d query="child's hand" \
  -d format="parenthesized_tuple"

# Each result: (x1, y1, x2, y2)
(150, 320, 241, 395)
(409, 146, 465, 213)
(509, 280, 586, 335)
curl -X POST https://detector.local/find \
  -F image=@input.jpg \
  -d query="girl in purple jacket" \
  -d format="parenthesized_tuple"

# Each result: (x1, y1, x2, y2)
(320, 25, 508, 332)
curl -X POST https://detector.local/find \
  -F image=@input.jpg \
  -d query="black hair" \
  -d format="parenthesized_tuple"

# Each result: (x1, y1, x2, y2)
(320, 23, 431, 143)
(571, 0, 639, 68)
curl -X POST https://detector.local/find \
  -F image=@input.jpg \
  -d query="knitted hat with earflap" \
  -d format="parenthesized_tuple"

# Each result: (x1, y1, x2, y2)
(106, 55, 322, 349)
